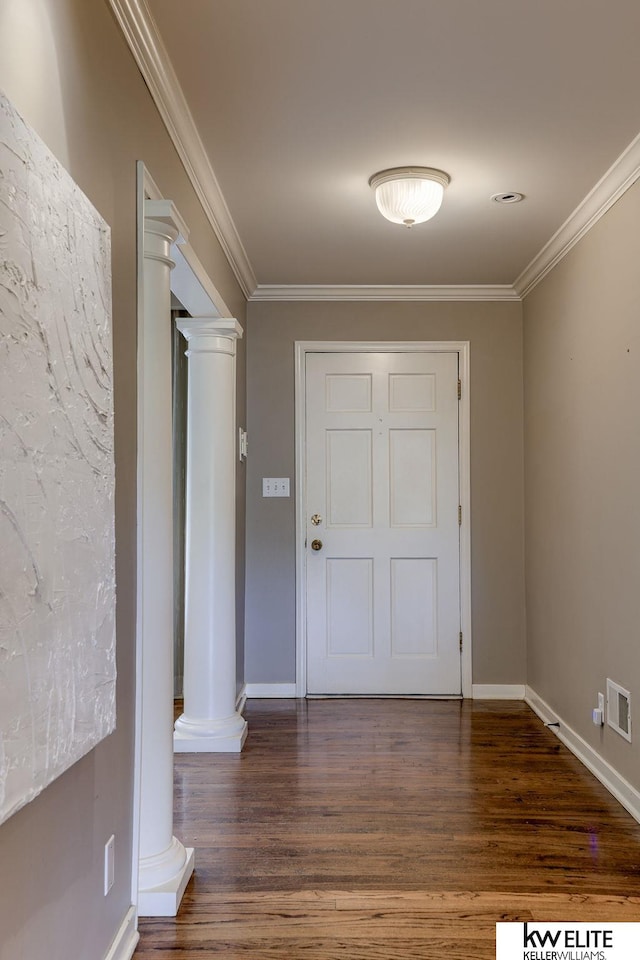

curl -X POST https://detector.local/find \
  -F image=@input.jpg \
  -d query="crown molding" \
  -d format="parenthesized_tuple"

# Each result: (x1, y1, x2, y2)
(111, 0, 640, 306)
(107, 0, 256, 299)
(514, 131, 640, 299)
(250, 284, 521, 302)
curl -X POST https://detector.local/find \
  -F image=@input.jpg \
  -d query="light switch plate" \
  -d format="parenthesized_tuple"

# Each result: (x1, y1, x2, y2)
(262, 477, 290, 497)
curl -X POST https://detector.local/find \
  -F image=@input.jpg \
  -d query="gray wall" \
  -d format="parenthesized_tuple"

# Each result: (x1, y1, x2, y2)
(0, 2, 246, 957)
(524, 180, 640, 790)
(245, 300, 526, 687)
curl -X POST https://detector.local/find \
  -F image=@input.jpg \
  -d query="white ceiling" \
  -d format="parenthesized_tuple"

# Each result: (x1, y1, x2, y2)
(124, 1, 640, 297)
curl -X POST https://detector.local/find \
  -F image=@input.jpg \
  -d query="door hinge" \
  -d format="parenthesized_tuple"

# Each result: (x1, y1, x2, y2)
(457, 378, 462, 400)
(459, 631, 463, 651)
(458, 504, 462, 526)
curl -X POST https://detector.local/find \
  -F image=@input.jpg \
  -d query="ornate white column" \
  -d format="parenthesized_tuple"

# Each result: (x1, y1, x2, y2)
(137, 201, 194, 916)
(174, 318, 248, 753)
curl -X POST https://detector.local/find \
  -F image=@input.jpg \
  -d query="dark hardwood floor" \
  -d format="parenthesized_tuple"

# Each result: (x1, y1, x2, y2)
(135, 699, 640, 958)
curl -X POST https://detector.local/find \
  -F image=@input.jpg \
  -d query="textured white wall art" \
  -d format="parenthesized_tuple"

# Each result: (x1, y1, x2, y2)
(0, 91, 116, 825)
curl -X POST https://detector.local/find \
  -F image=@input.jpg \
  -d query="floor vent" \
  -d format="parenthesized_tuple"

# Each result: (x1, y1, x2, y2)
(606, 678, 632, 742)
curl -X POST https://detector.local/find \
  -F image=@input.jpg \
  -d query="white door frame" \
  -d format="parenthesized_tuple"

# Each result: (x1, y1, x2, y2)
(294, 340, 472, 699)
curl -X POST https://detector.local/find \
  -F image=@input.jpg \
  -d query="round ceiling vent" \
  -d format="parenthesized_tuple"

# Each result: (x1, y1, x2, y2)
(491, 191, 525, 204)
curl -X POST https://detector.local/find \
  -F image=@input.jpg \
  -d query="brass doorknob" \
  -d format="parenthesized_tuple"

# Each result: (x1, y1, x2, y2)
(311, 539, 323, 551)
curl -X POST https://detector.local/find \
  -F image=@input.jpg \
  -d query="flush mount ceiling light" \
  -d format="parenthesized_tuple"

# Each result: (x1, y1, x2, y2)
(369, 166, 450, 227)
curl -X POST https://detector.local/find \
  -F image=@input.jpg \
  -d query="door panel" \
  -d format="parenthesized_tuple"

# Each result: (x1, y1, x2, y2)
(390, 557, 438, 657)
(388, 373, 436, 412)
(326, 374, 372, 412)
(305, 351, 460, 695)
(326, 430, 372, 527)
(389, 428, 436, 527)
(326, 558, 374, 657)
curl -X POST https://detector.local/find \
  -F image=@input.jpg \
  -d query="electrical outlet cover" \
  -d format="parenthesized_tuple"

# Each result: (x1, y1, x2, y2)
(606, 679, 631, 742)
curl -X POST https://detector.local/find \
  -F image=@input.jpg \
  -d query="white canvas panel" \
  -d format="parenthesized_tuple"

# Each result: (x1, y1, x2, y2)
(0, 91, 115, 825)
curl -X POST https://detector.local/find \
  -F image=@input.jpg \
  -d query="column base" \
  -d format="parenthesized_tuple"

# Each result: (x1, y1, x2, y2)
(174, 711, 248, 753)
(138, 843, 195, 917)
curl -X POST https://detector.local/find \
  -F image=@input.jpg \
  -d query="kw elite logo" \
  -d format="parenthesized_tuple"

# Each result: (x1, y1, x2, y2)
(496, 922, 640, 960)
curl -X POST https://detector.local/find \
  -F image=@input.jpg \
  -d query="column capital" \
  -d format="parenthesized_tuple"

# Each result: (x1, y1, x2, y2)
(176, 318, 243, 356)
(177, 317, 243, 340)
(144, 199, 189, 244)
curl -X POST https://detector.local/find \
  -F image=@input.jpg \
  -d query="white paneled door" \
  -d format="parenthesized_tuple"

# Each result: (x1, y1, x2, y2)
(305, 352, 461, 695)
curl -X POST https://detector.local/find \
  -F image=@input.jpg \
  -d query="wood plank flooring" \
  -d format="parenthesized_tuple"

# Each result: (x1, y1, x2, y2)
(135, 700, 640, 958)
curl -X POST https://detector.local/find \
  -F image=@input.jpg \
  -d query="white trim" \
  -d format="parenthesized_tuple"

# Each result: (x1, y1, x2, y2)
(107, 0, 256, 298)
(178, 242, 232, 317)
(472, 684, 525, 699)
(295, 341, 471, 354)
(171, 245, 226, 319)
(251, 284, 520, 303)
(294, 340, 472, 699)
(294, 344, 307, 698)
(131, 162, 148, 908)
(142, 164, 232, 318)
(103, 907, 139, 960)
(515, 131, 640, 298)
(458, 347, 472, 701)
(236, 683, 248, 713)
(246, 683, 297, 699)
(525, 687, 640, 826)
(141, 165, 162, 203)
(525, 686, 560, 726)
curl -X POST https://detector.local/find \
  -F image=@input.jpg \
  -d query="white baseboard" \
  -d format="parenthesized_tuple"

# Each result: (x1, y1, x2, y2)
(103, 906, 139, 960)
(526, 686, 640, 825)
(245, 683, 297, 699)
(524, 686, 560, 725)
(247, 683, 525, 700)
(472, 684, 526, 699)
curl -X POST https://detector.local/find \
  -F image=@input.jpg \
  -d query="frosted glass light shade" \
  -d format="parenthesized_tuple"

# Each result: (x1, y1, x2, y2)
(369, 167, 450, 227)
